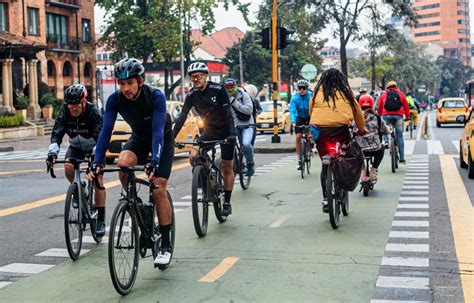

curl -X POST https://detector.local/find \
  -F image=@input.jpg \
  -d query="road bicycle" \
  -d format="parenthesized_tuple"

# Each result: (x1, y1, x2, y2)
(407, 116, 414, 139)
(234, 133, 252, 190)
(294, 125, 313, 178)
(96, 167, 175, 295)
(47, 156, 102, 261)
(321, 142, 349, 229)
(359, 155, 375, 197)
(176, 139, 228, 237)
(389, 125, 400, 173)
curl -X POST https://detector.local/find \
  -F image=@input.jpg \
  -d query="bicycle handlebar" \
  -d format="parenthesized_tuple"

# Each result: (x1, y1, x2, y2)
(95, 166, 159, 191)
(175, 138, 231, 149)
(47, 157, 92, 179)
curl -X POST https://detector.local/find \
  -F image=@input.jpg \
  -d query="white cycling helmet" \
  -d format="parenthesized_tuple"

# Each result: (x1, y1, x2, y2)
(187, 62, 209, 75)
(297, 79, 310, 88)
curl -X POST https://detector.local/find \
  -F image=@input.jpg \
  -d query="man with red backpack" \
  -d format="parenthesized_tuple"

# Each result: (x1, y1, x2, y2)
(377, 81, 410, 163)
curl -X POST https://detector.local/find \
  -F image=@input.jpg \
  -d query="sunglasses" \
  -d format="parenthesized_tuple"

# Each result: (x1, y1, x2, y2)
(190, 73, 204, 82)
(298, 87, 308, 90)
(67, 103, 82, 110)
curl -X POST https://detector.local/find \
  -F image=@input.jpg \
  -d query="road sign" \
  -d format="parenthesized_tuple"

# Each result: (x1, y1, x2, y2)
(301, 64, 318, 80)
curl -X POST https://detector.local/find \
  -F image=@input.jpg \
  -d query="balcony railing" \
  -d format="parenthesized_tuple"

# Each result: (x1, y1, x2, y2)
(46, 34, 80, 51)
(45, 0, 81, 10)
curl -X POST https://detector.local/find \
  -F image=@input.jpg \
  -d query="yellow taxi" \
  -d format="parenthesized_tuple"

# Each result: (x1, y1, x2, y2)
(105, 101, 200, 164)
(436, 98, 469, 127)
(256, 101, 291, 134)
(458, 110, 474, 178)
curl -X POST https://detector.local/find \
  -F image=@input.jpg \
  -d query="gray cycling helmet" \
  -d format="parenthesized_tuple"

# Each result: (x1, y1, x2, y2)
(114, 58, 145, 80)
(187, 62, 209, 75)
(64, 84, 87, 104)
(297, 79, 310, 88)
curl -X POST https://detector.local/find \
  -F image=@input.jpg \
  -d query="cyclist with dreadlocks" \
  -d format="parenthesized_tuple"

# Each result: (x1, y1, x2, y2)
(309, 68, 367, 213)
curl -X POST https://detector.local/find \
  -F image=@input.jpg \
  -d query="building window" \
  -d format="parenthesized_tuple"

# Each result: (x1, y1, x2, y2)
(0, 3, 7, 32)
(419, 13, 440, 19)
(82, 19, 91, 43)
(415, 22, 440, 28)
(46, 13, 68, 46)
(459, 38, 470, 43)
(63, 61, 72, 77)
(84, 62, 92, 78)
(458, 19, 469, 25)
(457, 10, 469, 16)
(47, 60, 56, 77)
(458, 29, 470, 35)
(457, 2, 468, 7)
(27, 8, 39, 36)
(414, 3, 440, 11)
(414, 31, 440, 37)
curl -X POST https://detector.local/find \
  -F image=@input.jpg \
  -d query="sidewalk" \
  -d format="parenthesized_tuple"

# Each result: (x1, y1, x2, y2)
(0, 135, 53, 152)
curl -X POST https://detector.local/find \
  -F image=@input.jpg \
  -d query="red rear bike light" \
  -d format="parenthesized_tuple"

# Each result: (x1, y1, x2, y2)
(438, 107, 442, 113)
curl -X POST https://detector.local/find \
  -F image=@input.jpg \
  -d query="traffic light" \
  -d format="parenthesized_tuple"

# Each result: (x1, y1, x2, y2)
(277, 27, 296, 49)
(255, 27, 271, 50)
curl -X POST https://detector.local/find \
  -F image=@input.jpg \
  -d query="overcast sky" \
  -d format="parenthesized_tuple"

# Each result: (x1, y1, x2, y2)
(95, 1, 474, 49)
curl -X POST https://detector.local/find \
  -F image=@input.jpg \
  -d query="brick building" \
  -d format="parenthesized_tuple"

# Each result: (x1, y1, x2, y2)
(412, 0, 471, 67)
(0, 0, 96, 118)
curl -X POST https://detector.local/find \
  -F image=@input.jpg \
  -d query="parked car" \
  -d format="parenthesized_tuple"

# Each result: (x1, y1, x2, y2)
(436, 98, 470, 127)
(256, 101, 291, 134)
(105, 101, 200, 164)
(457, 111, 474, 179)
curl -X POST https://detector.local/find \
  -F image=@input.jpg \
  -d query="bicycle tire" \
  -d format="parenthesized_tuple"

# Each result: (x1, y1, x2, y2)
(300, 140, 306, 179)
(108, 199, 139, 296)
(191, 165, 209, 237)
(88, 185, 102, 244)
(363, 182, 370, 196)
(306, 142, 311, 175)
(156, 192, 175, 271)
(326, 165, 340, 229)
(342, 190, 349, 216)
(238, 150, 251, 190)
(64, 183, 82, 261)
(214, 159, 228, 223)
(409, 119, 414, 139)
(390, 138, 396, 173)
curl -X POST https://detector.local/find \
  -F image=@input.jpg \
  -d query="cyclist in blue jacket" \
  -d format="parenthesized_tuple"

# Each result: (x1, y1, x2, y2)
(290, 79, 312, 170)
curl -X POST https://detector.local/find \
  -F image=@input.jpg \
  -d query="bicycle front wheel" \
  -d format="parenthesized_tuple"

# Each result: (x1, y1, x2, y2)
(300, 140, 306, 179)
(342, 190, 349, 216)
(239, 151, 251, 190)
(390, 139, 397, 173)
(213, 159, 228, 223)
(409, 120, 414, 139)
(305, 142, 312, 175)
(108, 200, 139, 296)
(64, 183, 82, 261)
(192, 165, 209, 237)
(326, 165, 340, 229)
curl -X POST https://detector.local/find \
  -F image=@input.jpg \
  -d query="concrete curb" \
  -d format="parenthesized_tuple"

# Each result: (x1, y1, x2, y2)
(421, 113, 428, 140)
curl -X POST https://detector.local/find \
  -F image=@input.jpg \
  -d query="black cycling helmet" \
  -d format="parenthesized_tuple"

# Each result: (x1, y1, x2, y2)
(64, 84, 87, 104)
(114, 58, 145, 80)
(297, 79, 310, 88)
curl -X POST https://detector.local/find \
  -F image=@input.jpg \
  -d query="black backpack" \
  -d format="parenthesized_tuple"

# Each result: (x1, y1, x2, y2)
(384, 90, 402, 112)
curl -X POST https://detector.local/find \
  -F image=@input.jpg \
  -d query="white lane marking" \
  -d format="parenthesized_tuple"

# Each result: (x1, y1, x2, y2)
(452, 140, 460, 153)
(256, 167, 275, 171)
(389, 231, 429, 238)
(404, 140, 416, 155)
(372, 300, 429, 303)
(0, 281, 13, 288)
(269, 216, 287, 228)
(402, 186, 429, 190)
(82, 236, 108, 244)
(180, 195, 191, 200)
(35, 248, 91, 258)
(404, 181, 429, 185)
(399, 197, 429, 202)
(400, 191, 429, 195)
(405, 173, 429, 176)
(253, 173, 262, 176)
(392, 220, 429, 227)
(397, 204, 429, 209)
(395, 211, 429, 217)
(404, 177, 429, 181)
(173, 201, 192, 206)
(381, 257, 429, 267)
(376, 276, 429, 289)
(427, 140, 444, 155)
(416, 112, 425, 141)
(0, 263, 55, 274)
(385, 243, 429, 252)
(407, 170, 429, 173)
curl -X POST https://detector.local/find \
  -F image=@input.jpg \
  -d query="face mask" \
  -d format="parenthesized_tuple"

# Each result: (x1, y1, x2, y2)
(227, 88, 237, 97)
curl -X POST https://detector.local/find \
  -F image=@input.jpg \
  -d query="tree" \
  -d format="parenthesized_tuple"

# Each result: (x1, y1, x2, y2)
(436, 56, 470, 97)
(95, 0, 250, 98)
(310, 0, 416, 76)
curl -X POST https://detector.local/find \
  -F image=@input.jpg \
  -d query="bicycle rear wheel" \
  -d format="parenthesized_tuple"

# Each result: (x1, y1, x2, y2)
(390, 139, 397, 173)
(342, 190, 349, 216)
(213, 159, 228, 223)
(156, 192, 175, 271)
(64, 183, 82, 261)
(409, 119, 414, 139)
(326, 165, 340, 229)
(300, 140, 306, 179)
(238, 151, 251, 190)
(108, 200, 139, 296)
(192, 165, 209, 237)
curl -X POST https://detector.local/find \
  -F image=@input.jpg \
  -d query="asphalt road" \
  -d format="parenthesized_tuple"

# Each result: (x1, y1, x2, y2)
(0, 123, 472, 302)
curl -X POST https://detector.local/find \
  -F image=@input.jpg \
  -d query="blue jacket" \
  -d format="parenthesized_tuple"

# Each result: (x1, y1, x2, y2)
(289, 91, 312, 124)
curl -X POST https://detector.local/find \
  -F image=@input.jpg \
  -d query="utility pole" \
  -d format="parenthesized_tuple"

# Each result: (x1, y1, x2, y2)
(271, 0, 280, 143)
(179, 0, 185, 102)
(239, 39, 244, 84)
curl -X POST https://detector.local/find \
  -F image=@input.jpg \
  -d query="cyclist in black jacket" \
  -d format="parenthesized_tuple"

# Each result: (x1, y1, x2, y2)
(173, 62, 236, 216)
(46, 84, 106, 235)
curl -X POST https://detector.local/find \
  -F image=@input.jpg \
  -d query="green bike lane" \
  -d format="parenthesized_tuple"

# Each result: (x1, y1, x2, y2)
(0, 157, 405, 302)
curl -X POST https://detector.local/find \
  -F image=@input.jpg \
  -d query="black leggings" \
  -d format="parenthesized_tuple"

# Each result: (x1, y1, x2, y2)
(316, 126, 351, 199)
(363, 148, 385, 169)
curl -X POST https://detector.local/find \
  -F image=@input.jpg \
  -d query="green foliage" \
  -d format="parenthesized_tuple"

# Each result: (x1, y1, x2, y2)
(51, 98, 64, 118)
(436, 56, 470, 97)
(0, 115, 24, 128)
(14, 95, 29, 110)
(39, 93, 56, 108)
